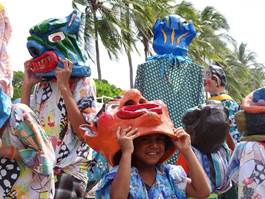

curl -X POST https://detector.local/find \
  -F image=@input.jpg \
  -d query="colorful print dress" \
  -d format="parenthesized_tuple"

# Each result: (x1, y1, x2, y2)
(31, 77, 108, 188)
(227, 141, 265, 199)
(1, 103, 56, 198)
(96, 164, 188, 199)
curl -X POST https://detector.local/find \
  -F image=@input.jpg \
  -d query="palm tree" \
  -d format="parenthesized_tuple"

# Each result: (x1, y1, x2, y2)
(117, 0, 174, 88)
(73, 0, 123, 80)
(133, 0, 174, 60)
(235, 42, 265, 91)
(173, 1, 231, 66)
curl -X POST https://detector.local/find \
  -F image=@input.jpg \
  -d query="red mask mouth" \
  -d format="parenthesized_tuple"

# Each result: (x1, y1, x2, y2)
(117, 103, 162, 119)
(26, 51, 58, 73)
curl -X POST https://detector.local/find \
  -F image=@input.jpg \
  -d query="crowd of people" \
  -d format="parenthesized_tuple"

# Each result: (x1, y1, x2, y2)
(0, 2, 264, 199)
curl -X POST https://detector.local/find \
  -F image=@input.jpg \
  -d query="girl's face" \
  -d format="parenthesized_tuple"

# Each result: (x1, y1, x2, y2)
(133, 134, 166, 166)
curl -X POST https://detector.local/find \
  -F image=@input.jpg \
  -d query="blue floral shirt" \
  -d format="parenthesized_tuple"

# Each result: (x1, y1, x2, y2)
(96, 164, 188, 199)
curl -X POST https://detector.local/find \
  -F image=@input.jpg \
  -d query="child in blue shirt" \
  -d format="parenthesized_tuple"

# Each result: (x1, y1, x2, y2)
(80, 89, 211, 199)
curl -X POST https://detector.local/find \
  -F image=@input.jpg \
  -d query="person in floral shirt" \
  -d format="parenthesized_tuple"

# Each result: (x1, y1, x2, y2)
(0, 4, 56, 198)
(21, 9, 109, 198)
(97, 126, 210, 199)
(21, 59, 108, 198)
(79, 89, 210, 199)
(0, 91, 56, 198)
(227, 87, 265, 199)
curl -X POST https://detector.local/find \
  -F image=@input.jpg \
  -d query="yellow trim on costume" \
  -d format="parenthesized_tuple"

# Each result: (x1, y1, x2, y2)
(176, 32, 189, 44)
(171, 29, 175, 45)
(161, 29, 167, 44)
(208, 94, 233, 101)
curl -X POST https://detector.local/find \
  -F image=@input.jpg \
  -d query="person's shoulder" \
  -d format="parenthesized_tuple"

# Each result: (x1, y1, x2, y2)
(163, 164, 187, 177)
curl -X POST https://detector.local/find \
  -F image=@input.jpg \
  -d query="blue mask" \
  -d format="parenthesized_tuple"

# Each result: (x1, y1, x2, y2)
(26, 10, 90, 77)
(152, 15, 196, 56)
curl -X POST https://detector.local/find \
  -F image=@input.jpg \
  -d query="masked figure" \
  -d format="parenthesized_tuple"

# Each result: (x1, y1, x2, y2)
(134, 15, 205, 164)
(21, 10, 108, 198)
(0, 3, 56, 198)
(227, 87, 265, 199)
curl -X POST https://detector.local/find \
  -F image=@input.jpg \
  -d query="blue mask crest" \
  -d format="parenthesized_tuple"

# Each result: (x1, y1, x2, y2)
(152, 15, 196, 56)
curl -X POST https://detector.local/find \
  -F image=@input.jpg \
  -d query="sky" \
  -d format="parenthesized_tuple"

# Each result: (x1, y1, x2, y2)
(3, 0, 265, 90)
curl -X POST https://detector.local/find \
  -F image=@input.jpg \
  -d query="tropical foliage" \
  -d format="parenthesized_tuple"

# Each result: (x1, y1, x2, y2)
(12, 71, 122, 102)
(95, 79, 123, 100)
(71, 0, 264, 101)
(12, 71, 24, 101)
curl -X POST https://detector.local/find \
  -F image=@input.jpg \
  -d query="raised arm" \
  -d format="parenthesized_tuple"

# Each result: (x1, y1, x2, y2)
(21, 61, 40, 105)
(110, 127, 138, 199)
(173, 128, 211, 198)
(55, 59, 90, 138)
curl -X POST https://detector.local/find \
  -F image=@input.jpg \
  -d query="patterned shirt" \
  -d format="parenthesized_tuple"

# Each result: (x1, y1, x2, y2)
(227, 141, 265, 199)
(192, 145, 232, 194)
(178, 145, 232, 199)
(31, 77, 108, 186)
(1, 103, 56, 198)
(96, 164, 188, 199)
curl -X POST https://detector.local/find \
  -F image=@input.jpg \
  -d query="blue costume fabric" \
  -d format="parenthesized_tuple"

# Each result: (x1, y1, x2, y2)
(96, 164, 188, 199)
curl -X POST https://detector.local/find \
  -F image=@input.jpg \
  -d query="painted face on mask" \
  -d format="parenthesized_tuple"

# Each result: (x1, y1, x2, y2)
(25, 10, 90, 78)
(204, 68, 221, 93)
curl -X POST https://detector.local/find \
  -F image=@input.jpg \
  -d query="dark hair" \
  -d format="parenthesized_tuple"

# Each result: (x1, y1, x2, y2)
(208, 64, 226, 87)
(182, 104, 229, 153)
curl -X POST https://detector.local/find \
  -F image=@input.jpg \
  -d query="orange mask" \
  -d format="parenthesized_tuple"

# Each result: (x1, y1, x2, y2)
(79, 89, 177, 166)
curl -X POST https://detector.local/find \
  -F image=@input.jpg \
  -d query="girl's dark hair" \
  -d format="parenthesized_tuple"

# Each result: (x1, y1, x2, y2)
(182, 104, 229, 153)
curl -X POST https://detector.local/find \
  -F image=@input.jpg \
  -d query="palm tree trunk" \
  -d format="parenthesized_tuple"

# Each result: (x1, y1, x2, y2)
(93, 10, 102, 80)
(126, 50, 134, 88)
(143, 37, 149, 61)
(124, 5, 134, 88)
